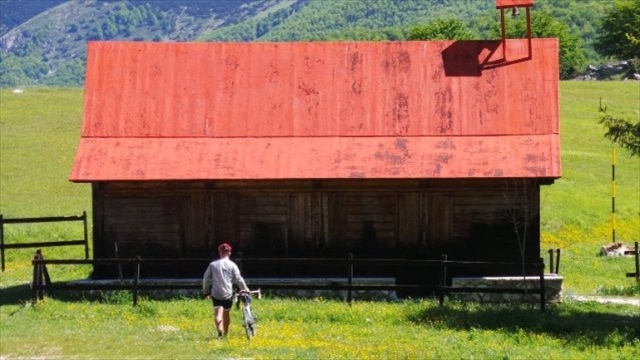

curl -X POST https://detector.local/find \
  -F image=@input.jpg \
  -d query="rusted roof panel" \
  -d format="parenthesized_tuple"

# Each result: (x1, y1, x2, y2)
(70, 135, 559, 181)
(81, 40, 558, 138)
(72, 39, 560, 181)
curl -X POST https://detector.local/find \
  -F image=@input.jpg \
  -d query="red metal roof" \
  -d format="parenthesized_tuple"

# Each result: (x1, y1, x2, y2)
(71, 39, 560, 181)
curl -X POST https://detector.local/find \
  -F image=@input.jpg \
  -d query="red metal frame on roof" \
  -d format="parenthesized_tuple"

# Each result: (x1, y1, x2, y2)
(70, 38, 560, 182)
(495, 0, 534, 7)
(496, 0, 535, 59)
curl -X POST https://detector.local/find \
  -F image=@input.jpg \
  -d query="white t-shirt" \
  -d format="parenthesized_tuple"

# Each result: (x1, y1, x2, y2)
(202, 256, 248, 300)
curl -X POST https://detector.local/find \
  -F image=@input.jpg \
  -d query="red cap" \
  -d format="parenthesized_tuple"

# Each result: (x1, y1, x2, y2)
(218, 243, 232, 254)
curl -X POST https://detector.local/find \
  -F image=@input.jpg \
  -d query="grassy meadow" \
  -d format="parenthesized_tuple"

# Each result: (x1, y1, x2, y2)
(0, 83, 639, 359)
(539, 81, 639, 296)
(0, 296, 638, 359)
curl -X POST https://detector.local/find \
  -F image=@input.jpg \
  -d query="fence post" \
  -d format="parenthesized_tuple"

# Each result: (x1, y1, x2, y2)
(0, 213, 91, 271)
(114, 240, 123, 281)
(40, 251, 51, 290)
(82, 211, 89, 259)
(555, 249, 561, 275)
(31, 250, 39, 304)
(539, 258, 545, 313)
(36, 249, 46, 302)
(236, 252, 243, 273)
(624, 242, 639, 281)
(1, 214, 5, 272)
(31, 249, 45, 304)
(347, 253, 353, 305)
(133, 256, 141, 306)
(548, 249, 555, 274)
(439, 254, 447, 307)
(635, 242, 639, 283)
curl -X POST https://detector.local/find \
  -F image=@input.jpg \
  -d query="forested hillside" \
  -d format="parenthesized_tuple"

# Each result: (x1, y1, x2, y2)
(0, 0, 67, 35)
(0, 0, 615, 87)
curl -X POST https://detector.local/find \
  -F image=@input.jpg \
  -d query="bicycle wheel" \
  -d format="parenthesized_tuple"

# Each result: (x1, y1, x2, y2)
(243, 307, 254, 340)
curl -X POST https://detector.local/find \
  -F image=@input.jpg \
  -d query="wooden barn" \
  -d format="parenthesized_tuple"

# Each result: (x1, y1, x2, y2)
(70, 2, 559, 286)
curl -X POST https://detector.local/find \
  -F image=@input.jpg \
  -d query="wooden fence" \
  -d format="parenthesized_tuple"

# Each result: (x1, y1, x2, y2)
(437, 254, 547, 311)
(30, 251, 549, 311)
(548, 248, 561, 274)
(0, 212, 89, 271)
(625, 242, 639, 282)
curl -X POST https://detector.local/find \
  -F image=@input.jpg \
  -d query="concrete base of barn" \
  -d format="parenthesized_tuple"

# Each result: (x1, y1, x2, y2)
(247, 277, 398, 300)
(450, 274, 563, 304)
(67, 277, 398, 301)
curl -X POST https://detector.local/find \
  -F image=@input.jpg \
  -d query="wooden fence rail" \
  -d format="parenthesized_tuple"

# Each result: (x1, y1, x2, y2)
(30, 251, 548, 311)
(0, 212, 89, 271)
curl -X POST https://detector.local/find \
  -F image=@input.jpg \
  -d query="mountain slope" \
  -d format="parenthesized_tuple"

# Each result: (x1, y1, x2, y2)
(0, 0, 67, 36)
(0, 0, 290, 86)
(201, 0, 495, 41)
(0, 0, 611, 87)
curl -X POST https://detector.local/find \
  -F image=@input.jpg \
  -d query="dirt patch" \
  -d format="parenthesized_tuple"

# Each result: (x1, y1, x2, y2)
(571, 295, 639, 306)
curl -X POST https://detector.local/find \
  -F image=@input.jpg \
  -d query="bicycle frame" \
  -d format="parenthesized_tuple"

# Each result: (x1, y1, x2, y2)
(235, 289, 261, 340)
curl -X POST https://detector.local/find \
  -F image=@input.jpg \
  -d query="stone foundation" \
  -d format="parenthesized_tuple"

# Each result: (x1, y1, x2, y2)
(248, 277, 397, 301)
(450, 274, 563, 304)
(66, 277, 397, 301)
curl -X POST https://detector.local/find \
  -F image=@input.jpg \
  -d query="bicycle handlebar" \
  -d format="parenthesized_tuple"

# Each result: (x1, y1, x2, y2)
(238, 289, 261, 299)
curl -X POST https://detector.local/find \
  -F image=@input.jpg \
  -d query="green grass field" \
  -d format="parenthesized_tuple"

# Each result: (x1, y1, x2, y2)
(0, 296, 638, 359)
(0, 83, 639, 359)
(1, 83, 638, 293)
(0, 88, 89, 214)
(539, 81, 639, 296)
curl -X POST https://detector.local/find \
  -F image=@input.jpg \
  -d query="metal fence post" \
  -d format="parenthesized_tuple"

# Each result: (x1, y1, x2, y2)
(555, 249, 561, 275)
(236, 252, 243, 273)
(133, 256, 141, 306)
(439, 254, 447, 307)
(114, 240, 123, 281)
(82, 211, 89, 259)
(548, 249, 555, 274)
(635, 242, 639, 283)
(539, 258, 545, 313)
(0, 214, 5, 272)
(347, 253, 353, 305)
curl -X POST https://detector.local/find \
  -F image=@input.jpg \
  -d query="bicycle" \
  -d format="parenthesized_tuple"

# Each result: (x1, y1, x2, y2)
(235, 289, 261, 340)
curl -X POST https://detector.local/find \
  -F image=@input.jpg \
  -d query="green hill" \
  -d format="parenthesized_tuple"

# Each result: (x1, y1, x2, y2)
(0, 0, 616, 87)
(0, 0, 66, 34)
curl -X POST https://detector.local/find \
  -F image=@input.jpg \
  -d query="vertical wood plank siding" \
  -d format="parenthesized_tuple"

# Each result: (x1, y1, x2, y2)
(93, 180, 542, 277)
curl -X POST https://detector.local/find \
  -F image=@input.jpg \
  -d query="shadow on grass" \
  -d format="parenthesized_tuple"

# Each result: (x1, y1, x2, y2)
(0, 283, 91, 306)
(0, 284, 32, 306)
(408, 302, 640, 346)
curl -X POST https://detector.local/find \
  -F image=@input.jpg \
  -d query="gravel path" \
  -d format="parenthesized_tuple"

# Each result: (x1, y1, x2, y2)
(570, 295, 640, 306)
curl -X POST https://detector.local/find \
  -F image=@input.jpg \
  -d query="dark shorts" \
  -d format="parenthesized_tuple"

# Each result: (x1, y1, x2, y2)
(212, 297, 233, 310)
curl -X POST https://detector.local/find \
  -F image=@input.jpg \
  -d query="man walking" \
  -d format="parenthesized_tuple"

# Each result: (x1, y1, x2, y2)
(203, 243, 249, 338)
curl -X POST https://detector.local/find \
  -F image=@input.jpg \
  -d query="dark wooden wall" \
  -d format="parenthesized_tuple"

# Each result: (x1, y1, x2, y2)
(91, 179, 543, 281)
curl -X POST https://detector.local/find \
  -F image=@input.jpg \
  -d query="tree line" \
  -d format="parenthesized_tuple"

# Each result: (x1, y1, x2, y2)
(0, 0, 638, 88)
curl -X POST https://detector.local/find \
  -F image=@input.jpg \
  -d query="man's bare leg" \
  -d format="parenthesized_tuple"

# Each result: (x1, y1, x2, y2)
(223, 309, 231, 335)
(214, 306, 225, 337)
